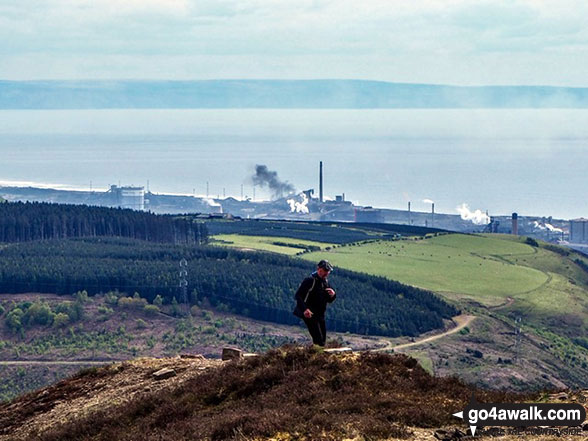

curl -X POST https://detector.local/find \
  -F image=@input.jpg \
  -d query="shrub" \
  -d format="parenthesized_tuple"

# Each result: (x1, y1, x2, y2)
(574, 258, 588, 274)
(190, 289, 199, 304)
(544, 244, 569, 256)
(572, 337, 588, 350)
(55, 301, 83, 322)
(525, 237, 539, 247)
(97, 306, 114, 315)
(171, 297, 180, 317)
(5, 308, 24, 332)
(53, 312, 70, 328)
(118, 296, 148, 310)
(104, 291, 120, 306)
(216, 303, 229, 313)
(16, 301, 32, 311)
(153, 295, 164, 307)
(143, 304, 160, 316)
(135, 319, 147, 329)
(74, 290, 89, 304)
(466, 348, 484, 358)
(22, 300, 55, 327)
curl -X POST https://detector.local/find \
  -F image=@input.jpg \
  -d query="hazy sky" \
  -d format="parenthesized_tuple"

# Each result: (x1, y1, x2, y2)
(1, 0, 588, 85)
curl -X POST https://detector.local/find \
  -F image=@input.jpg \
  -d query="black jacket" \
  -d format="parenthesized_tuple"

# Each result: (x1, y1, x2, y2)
(293, 271, 336, 319)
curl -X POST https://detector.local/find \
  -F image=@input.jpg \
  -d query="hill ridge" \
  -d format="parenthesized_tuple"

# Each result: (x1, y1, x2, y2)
(3, 79, 588, 108)
(0, 346, 535, 441)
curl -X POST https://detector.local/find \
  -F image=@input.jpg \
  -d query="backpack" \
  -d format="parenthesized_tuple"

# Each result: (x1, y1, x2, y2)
(292, 276, 316, 318)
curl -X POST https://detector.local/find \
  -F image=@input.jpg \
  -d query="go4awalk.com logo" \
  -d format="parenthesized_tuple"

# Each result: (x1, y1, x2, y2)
(453, 395, 586, 436)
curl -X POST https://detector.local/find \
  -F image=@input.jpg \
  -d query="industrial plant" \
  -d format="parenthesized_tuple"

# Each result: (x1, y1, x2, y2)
(0, 161, 581, 253)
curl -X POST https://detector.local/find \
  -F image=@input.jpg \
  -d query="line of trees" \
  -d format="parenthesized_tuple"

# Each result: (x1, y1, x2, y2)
(0, 201, 207, 244)
(204, 219, 447, 244)
(0, 237, 458, 337)
(204, 219, 374, 244)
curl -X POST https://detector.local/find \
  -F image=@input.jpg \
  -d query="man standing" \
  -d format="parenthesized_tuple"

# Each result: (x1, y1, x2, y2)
(293, 259, 336, 346)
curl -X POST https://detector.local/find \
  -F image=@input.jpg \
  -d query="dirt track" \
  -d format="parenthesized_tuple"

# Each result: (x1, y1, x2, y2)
(0, 360, 117, 366)
(0, 315, 477, 365)
(372, 314, 476, 352)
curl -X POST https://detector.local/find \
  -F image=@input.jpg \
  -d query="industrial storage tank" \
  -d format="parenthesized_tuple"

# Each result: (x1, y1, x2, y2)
(110, 185, 145, 210)
(570, 218, 588, 244)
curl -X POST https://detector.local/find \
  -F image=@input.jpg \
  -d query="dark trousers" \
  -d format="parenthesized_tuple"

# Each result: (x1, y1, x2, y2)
(303, 316, 326, 346)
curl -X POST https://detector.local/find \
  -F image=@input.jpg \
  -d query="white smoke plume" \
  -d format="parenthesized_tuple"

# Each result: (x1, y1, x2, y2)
(533, 221, 563, 233)
(457, 203, 490, 225)
(422, 198, 435, 204)
(205, 198, 222, 212)
(546, 223, 563, 233)
(287, 192, 309, 214)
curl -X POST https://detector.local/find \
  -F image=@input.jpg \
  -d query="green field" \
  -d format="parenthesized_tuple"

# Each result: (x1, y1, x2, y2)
(212, 232, 588, 326)
(211, 234, 335, 255)
(305, 234, 548, 305)
(305, 234, 588, 324)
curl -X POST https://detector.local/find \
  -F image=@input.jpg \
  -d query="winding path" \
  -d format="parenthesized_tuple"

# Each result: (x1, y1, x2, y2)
(0, 316, 478, 365)
(372, 314, 476, 352)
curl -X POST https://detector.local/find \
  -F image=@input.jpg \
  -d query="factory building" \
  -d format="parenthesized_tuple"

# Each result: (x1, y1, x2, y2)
(354, 207, 384, 223)
(109, 185, 145, 211)
(570, 218, 588, 244)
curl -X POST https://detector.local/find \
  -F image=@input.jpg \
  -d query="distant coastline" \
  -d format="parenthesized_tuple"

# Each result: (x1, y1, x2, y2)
(2, 79, 588, 109)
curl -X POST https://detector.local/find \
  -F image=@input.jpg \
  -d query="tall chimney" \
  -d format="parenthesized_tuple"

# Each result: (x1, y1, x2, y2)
(319, 161, 323, 203)
(431, 203, 435, 228)
(408, 201, 411, 225)
(512, 212, 518, 235)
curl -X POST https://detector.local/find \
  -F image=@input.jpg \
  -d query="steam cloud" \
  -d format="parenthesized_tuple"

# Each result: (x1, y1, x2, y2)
(287, 192, 310, 214)
(422, 198, 435, 204)
(457, 203, 490, 225)
(533, 221, 563, 233)
(253, 164, 295, 199)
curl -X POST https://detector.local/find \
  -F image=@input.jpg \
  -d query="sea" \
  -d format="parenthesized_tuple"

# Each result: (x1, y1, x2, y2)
(0, 109, 587, 219)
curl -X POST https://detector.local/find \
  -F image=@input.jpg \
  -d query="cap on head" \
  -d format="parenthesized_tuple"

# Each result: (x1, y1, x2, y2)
(317, 259, 333, 272)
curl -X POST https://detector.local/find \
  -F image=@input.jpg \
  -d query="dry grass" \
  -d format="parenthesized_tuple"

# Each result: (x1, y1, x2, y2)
(8, 345, 537, 441)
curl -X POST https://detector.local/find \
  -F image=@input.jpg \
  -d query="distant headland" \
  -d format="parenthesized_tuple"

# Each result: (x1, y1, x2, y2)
(2, 79, 588, 109)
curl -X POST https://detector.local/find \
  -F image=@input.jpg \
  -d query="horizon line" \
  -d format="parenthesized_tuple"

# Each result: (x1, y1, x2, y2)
(2, 78, 588, 89)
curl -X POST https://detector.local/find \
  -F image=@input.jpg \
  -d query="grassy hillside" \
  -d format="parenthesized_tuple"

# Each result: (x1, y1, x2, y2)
(210, 231, 588, 388)
(304, 234, 547, 305)
(212, 232, 588, 326)
(302, 234, 588, 329)
(3, 229, 587, 395)
(211, 234, 335, 255)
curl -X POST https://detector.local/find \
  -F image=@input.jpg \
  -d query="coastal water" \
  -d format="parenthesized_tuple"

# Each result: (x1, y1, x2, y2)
(0, 109, 587, 219)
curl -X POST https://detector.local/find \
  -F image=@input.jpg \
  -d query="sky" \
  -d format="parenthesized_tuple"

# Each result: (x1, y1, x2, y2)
(1, 0, 588, 85)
